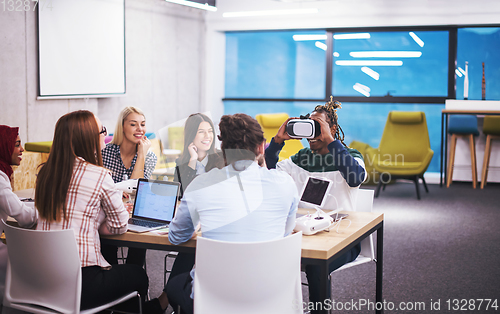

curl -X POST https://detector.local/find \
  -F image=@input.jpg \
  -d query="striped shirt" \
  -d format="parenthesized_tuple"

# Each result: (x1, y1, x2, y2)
(102, 143, 157, 183)
(37, 157, 129, 268)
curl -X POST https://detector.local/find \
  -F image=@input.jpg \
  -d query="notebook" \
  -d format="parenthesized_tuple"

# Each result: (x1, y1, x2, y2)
(127, 179, 180, 233)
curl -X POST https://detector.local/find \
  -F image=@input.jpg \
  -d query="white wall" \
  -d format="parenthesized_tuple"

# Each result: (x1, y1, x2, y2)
(2, 0, 500, 145)
(98, 0, 209, 136)
(203, 0, 500, 121)
(0, 0, 208, 144)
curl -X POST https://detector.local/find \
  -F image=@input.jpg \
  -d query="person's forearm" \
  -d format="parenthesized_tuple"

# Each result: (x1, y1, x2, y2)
(130, 154, 145, 179)
(328, 141, 365, 187)
(264, 138, 284, 169)
(168, 200, 196, 245)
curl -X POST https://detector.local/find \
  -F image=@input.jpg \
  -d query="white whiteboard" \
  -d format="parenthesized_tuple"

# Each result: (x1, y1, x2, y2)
(38, 0, 125, 98)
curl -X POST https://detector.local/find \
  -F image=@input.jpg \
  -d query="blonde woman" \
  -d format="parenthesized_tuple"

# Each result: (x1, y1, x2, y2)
(102, 106, 157, 183)
(101, 106, 157, 266)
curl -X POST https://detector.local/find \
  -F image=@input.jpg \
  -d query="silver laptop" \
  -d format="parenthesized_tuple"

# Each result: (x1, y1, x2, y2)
(128, 178, 180, 233)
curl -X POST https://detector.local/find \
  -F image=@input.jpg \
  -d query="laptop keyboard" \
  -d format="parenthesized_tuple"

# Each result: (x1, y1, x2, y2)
(129, 218, 166, 228)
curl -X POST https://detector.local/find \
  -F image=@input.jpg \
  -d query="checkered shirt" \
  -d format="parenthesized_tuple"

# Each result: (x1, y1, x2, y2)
(102, 143, 157, 183)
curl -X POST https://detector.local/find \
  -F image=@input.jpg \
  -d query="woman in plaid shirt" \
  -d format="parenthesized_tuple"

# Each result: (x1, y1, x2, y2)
(35, 110, 162, 312)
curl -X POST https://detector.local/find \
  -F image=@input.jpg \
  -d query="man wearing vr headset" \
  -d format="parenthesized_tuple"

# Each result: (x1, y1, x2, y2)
(265, 97, 366, 312)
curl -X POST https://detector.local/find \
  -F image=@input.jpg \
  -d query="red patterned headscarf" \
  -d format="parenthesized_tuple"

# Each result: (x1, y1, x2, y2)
(0, 125, 19, 180)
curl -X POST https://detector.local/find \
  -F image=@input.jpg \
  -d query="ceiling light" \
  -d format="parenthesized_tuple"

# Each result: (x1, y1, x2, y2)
(223, 8, 318, 18)
(293, 34, 327, 41)
(336, 60, 403, 66)
(353, 83, 371, 97)
(333, 52, 339, 57)
(409, 32, 424, 47)
(334, 33, 370, 40)
(164, 0, 217, 11)
(455, 69, 463, 77)
(361, 67, 380, 80)
(315, 41, 327, 51)
(350, 51, 422, 58)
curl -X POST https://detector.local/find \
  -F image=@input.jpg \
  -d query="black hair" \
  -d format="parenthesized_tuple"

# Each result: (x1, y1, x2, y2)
(313, 96, 347, 147)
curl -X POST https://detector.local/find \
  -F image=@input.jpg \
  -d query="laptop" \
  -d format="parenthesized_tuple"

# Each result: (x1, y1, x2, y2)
(127, 179, 180, 233)
(297, 176, 348, 221)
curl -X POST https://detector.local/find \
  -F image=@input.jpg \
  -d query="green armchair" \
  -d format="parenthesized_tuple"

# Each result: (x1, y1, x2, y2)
(368, 111, 434, 199)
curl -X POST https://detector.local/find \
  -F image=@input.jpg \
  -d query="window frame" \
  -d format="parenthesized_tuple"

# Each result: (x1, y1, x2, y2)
(222, 24, 500, 105)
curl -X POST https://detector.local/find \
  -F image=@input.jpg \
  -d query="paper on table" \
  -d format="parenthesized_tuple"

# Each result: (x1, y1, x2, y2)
(152, 227, 170, 235)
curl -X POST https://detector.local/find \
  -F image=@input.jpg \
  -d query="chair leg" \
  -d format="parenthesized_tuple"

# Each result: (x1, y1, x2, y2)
(481, 135, 492, 189)
(421, 175, 429, 193)
(413, 175, 421, 200)
(375, 175, 384, 198)
(446, 134, 457, 188)
(469, 134, 477, 189)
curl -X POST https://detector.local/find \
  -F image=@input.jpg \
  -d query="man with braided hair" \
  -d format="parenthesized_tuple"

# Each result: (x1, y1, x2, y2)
(265, 97, 366, 312)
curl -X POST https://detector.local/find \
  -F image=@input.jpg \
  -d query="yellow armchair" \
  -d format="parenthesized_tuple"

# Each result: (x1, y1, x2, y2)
(368, 111, 434, 199)
(255, 113, 303, 161)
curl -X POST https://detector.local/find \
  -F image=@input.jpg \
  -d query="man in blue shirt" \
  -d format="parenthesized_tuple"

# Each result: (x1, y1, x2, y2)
(156, 113, 299, 314)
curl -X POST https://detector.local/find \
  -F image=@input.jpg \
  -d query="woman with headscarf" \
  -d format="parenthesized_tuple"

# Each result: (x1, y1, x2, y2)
(0, 125, 38, 305)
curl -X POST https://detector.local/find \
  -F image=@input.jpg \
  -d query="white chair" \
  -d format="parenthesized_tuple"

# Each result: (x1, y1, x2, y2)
(193, 232, 303, 314)
(332, 188, 376, 272)
(1, 220, 142, 314)
(301, 189, 376, 299)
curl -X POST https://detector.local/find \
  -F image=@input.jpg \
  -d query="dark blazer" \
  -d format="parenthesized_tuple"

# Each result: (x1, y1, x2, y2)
(174, 151, 224, 199)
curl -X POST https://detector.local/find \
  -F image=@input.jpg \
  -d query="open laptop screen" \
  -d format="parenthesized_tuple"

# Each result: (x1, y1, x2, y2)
(132, 179, 179, 222)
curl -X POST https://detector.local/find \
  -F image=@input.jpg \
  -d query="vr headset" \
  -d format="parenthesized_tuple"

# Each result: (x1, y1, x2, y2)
(286, 115, 321, 139)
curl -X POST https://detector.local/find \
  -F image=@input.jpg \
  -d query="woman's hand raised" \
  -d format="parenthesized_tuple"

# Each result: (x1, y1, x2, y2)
(137, 136, 151, 157)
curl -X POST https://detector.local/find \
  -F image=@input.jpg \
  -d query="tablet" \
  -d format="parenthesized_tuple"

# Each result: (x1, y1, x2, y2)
(300, 177, 332, 208)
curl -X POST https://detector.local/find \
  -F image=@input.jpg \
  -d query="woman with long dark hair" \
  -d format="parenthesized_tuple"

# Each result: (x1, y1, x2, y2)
(174, 113, 224, 198)
(165, 113, 225, 300)
(35, 110, 162, 312)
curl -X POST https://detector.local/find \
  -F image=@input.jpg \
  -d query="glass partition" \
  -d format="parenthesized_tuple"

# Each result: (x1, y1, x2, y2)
(225, 30, 326, 99)
(457, 27, 500, 100)
(332, 30, 449, 97)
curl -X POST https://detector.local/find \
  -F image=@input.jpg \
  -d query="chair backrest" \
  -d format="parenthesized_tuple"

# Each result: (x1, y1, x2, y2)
(193, 232, 303, 314)
(255, 113, 289, 143)
(256, 113, 304, 160)
(355, 189, 376, 259)
(157, 125, 185, 153)
(378, 111, 431, 162)
(167, 127, 184, 151)
(2, 220, 82, 313)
